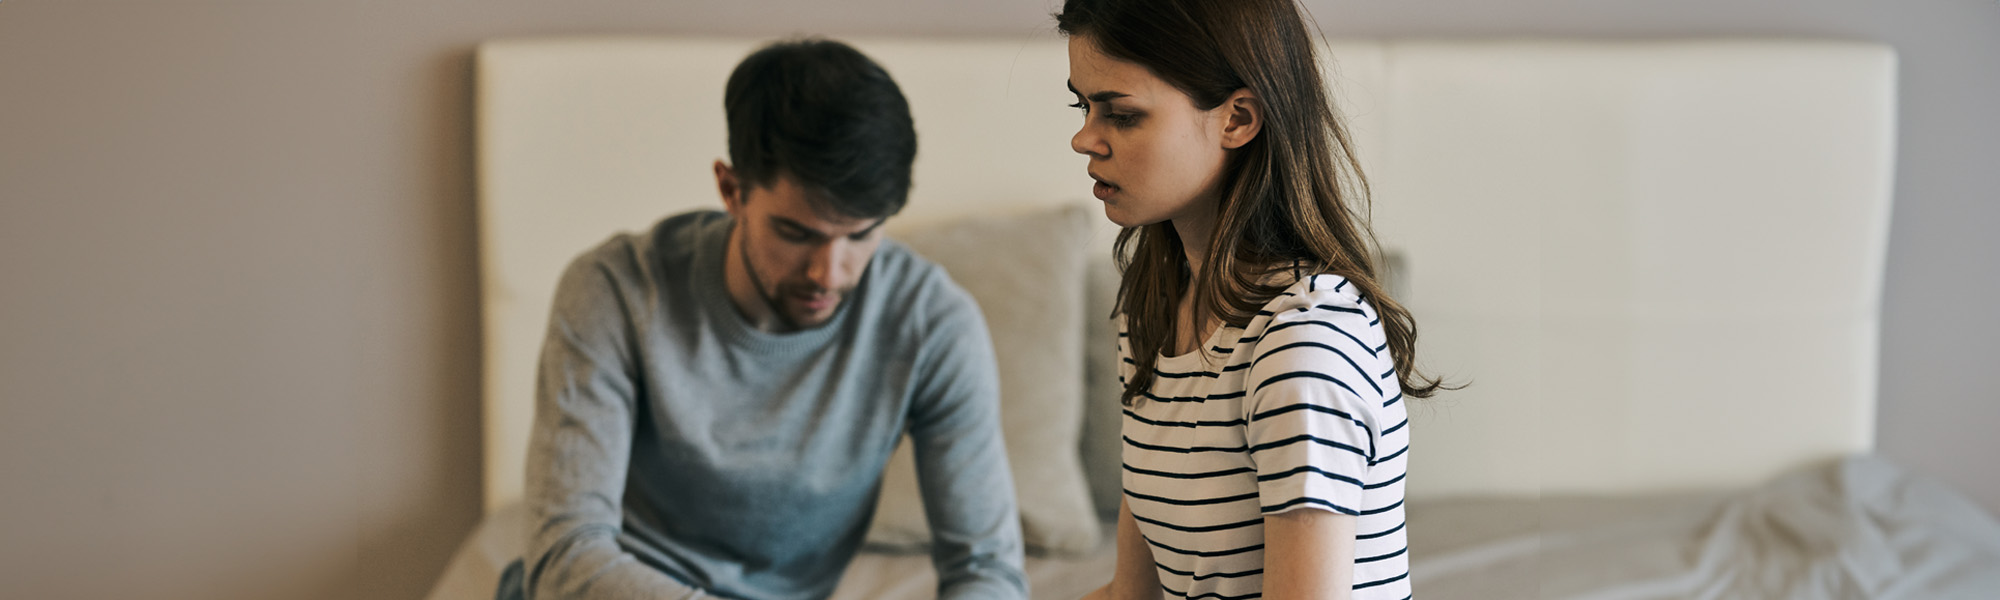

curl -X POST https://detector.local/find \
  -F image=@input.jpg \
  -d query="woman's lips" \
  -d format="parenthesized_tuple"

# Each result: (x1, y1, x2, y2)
(1091, 174, 1119, 201)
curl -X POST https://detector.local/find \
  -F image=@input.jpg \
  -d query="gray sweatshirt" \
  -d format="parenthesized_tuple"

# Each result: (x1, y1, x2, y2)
(523, 211, 1026, 600)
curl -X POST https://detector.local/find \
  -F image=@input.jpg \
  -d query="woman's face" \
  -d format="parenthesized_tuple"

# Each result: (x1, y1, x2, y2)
(1067, 35, 1233, 229)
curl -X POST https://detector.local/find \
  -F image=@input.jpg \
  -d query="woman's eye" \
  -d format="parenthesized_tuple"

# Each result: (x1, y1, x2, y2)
(1108, 113, 1139, 127)
(1068, 101, 1089, 115)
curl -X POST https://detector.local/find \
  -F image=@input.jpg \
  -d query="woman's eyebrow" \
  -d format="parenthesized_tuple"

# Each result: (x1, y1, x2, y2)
(1066, 80, 1131, 103)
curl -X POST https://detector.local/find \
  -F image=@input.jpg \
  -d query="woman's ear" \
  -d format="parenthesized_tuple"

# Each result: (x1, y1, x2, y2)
(1218, 88, 1262, 149)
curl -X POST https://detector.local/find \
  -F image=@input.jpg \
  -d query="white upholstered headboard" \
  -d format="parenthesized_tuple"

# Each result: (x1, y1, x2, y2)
(476, 36, 1895, 512)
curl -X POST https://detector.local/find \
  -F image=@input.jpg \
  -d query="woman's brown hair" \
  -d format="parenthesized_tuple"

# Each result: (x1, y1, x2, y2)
(1057, 0, 1450, 404)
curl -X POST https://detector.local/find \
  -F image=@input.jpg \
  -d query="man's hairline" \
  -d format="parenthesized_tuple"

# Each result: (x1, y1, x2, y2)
(736, 171, 893, 238)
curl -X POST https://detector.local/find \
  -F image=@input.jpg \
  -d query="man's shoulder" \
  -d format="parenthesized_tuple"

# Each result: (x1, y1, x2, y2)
(562, 210, 726, 282)
(864, 238, 946, 290)
(861, 239, 984, 335)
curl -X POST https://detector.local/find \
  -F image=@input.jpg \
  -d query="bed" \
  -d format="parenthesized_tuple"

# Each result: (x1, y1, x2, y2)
(424, 36, 2000, 600)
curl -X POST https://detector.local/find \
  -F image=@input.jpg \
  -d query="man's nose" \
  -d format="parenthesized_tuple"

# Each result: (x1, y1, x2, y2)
(804, 240, 844, 292)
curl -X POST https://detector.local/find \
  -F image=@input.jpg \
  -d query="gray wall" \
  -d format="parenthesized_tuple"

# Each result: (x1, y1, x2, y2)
(1, 1, 1992, 599)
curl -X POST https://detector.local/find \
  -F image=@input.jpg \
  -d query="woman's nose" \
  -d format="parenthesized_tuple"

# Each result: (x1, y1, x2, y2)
(1071, 123, 1106, 157)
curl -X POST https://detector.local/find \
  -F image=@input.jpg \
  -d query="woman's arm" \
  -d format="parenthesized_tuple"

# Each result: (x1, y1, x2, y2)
(1082, 498, 1164, 600)
(1263, 509, 1356, 600)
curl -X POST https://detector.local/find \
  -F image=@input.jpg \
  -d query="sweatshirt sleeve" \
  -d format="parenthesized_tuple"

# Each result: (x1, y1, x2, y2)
(906, 282, 1030, 600)
(521, 251, 705, 600)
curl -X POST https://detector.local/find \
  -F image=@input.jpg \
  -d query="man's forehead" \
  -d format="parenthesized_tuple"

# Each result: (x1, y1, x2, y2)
(749, 176, 885, 234)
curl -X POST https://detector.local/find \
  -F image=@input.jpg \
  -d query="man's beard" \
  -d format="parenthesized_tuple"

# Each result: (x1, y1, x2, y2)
(739, 227, 841, 330)
(740, 230, 796, 330)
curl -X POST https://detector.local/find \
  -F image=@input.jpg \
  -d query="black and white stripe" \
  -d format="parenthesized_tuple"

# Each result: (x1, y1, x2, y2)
(1120, 274, 1411, 600)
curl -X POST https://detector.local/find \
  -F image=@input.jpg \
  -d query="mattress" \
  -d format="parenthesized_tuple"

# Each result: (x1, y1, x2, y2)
(426, 456, 2000, 600)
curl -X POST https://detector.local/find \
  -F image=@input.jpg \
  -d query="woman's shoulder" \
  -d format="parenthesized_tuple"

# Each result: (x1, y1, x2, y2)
(1256, 273, 1371, 323)
(1239, 272, 1388, 358)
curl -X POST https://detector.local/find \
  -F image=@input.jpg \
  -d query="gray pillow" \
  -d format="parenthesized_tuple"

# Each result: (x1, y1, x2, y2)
(1080, 239, 1125, 522)
(868, 205, 1102, 555)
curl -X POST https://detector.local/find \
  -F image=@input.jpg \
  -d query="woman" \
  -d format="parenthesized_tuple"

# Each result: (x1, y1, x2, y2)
(1060, 0, 1448, 598)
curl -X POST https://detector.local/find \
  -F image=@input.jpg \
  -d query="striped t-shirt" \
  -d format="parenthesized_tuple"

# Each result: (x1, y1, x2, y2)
(1119, 274, 1412, 600)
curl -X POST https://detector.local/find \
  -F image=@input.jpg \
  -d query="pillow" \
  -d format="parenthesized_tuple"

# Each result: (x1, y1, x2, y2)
(1079, 237, 1126, 521)
(868, 204, 1101, 555)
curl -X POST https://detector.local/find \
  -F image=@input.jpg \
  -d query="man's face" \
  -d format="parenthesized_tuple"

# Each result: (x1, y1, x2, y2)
(717, 163, 885, 331)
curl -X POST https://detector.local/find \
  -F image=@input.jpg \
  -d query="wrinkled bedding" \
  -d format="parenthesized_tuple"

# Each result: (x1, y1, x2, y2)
(426, 456, 2000, 600)
(1409, 456, 2000, 600)
(419, 505, 1122, 600)
(826, 538, 1117, 600)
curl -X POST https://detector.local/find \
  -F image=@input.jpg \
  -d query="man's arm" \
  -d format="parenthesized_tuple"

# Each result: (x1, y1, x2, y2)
(521, 255, 702, 600)
(906, 290, 1029, 599)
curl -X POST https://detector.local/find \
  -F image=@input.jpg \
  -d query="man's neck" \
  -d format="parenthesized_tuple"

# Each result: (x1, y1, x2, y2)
(722, 225, 791, 332)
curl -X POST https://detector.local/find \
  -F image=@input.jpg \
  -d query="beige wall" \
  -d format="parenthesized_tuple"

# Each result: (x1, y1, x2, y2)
(0, 1, 1993, 599)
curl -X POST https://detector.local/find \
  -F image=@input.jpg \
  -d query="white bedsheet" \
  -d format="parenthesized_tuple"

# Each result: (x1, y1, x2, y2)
(426, 456, 2000, 600)
(419, 506, 1119, 600)
(1408, 456, 2000, 600)
(828, 537, 1116, 600)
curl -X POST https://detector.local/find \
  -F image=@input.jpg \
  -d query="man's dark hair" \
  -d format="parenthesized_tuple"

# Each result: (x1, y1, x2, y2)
(724, 38, 917, 220)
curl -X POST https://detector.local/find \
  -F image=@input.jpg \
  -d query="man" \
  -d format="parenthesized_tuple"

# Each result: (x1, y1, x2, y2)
(497, 39, 1027, 600)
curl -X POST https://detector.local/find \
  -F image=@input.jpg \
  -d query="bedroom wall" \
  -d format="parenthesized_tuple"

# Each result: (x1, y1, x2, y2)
(0, 1, 1992, 599)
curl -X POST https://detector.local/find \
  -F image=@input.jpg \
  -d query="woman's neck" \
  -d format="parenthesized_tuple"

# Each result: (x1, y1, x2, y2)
(1170, 201, 1222, 355)
(1171, 198, 1220, 276)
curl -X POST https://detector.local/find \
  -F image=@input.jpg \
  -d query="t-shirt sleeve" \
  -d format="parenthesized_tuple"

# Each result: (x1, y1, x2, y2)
(1241, 302, 1385, 517)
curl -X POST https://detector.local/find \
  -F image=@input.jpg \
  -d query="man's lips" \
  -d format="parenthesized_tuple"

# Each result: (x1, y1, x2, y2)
(792, 292, 836, 312)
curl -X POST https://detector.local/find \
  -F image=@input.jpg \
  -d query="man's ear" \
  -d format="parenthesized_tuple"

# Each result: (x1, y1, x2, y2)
(1218, 88, 1262, 150)
(714, 160, 743, 216)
